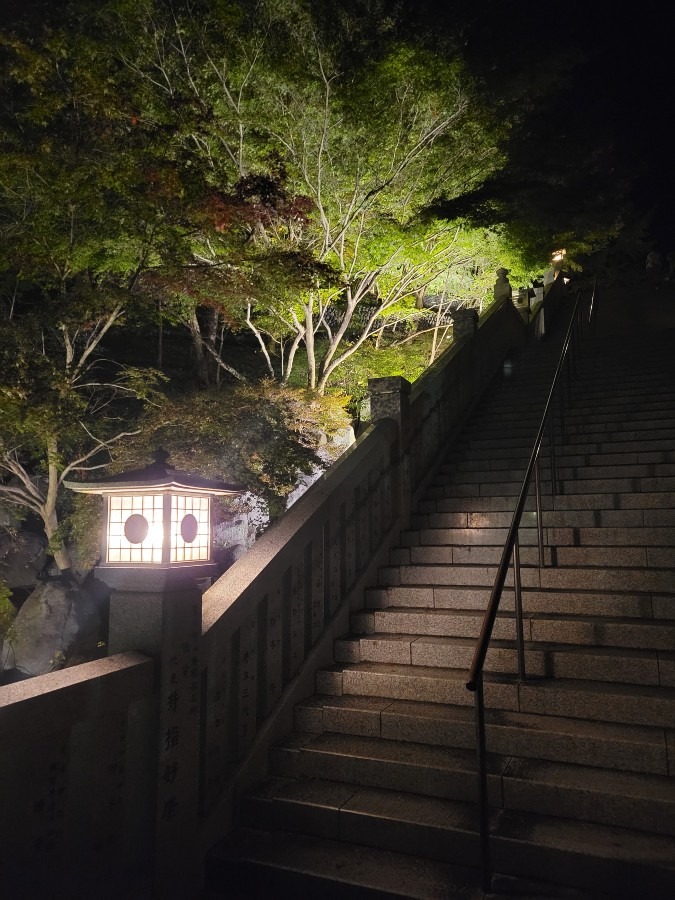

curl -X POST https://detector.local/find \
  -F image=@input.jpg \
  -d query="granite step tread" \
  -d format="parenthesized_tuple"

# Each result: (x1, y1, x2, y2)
(427, 491, 675, 513)
(353, 608, 675, 651)
(410, 510, 674, 529)
(364, 585, 669, 619)
(237, 778, 675, 896)
(434, 464, 675, 485)
(447, 437, 675, 461)
(491, 806, 675, 897)
(462, 420, 675, 441)
(316, 661, 516, 709)
(517, 677, 675, 727)
(460, 427, 675, 451)
(406, 543, 675, 569)
(269, 730, 675, 833)
(317, 662, 675, 725)
(403, 525, 675, 547)
(383, 561, 675, 594)
(479, 400, 675, 424)
(434, 476, 675, 498)
(206, 827, 486, 900)
(294, 695, 673, 776)
(335, 632, 665, 685)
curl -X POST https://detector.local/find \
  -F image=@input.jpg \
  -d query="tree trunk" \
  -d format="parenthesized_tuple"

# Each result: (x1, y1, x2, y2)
(45, 437, 74, 574)
(415, 287, 426, 309)
(44, 515, 74, 574)
(281, 329, 304, 384)
(304, 299, 317, 390)
(188, 310, 211, 386)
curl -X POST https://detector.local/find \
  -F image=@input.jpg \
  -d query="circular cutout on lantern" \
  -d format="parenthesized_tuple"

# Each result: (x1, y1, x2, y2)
(180, 513, 199, 544)
(124, 513, 149, 544)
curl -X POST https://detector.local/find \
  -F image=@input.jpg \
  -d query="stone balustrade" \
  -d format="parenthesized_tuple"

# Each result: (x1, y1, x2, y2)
(196, 294, 530, 851)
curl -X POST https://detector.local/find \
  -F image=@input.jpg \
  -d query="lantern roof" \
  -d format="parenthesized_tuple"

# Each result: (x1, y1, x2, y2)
(65, 449, 244, 497)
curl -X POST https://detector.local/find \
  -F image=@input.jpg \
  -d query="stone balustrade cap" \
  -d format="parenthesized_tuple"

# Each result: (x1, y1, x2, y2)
(368, 376, 412, 394)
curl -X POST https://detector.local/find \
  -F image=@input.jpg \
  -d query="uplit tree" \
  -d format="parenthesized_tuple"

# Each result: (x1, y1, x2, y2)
(240, 23, 505, 391)
(0, 25, 167, 572)
(97, 0, 505, 393)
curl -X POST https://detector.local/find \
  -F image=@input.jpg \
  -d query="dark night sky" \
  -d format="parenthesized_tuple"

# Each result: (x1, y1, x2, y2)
(457, 0, 675, 245)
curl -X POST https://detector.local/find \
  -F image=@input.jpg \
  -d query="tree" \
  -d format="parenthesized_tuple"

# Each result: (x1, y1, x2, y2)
(109, 381, 350, 521)
(91, 1, 507, 393)
(242, 27, 504, 392)
(0, 22, 167, 572)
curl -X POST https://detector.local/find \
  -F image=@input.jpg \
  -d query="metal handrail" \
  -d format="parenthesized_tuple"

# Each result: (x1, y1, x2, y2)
(465, 279, 597, 891)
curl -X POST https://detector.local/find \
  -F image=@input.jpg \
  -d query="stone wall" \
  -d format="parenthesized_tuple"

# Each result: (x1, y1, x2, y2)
(0, 653, 155, 898)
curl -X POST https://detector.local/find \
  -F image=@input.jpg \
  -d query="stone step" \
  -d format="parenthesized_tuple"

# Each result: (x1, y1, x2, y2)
(518, 677, 675, 728)
(239, 777, 481, 867)
(405, 543, 674, 569)
(462, 419, 675, 443)
(448, 448, 675, 472)
(315, 661, 516, 710)
(462, 411, 675, 440)
(315, 663, 675, 727)
(381, 561, 675, 595)
(269, 732, 675, 835)
(461, 426, 675, 451)
(335, 634, 668, 687)
(270, 733, 504, 807)
(351, 607, 675, 653)
(236, 778, 675, 897)
(364, 585, 672, 619)
(482, 395, 675, 420)
(432, 475, 675, 500)
(425, 491, 675, 514)
(491, 806, 675, 898)
(207, 827, 487, 900)
(406, 524, 675, 549)
(405, 524, 675, 548)
(411, 509, 675, 529)
(436, 463, 675, 486)
(294, 696, 673, 776)
(448, 435, 675, 461)
(480, 377, 675, 405)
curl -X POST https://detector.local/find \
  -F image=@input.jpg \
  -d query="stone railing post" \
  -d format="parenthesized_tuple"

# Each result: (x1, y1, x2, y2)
(450, 307, 479, 343)
(100, 569, 203, 898)
(368, 376, 412, 530)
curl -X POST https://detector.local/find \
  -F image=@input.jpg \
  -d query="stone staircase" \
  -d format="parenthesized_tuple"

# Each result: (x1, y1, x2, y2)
(207, 301, 675, 899)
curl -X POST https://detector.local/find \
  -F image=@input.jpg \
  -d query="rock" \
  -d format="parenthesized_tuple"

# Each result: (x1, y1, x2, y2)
(0, 531, 47, 589)
(331, 425, 356, 449)
(7, 579, 103, 677)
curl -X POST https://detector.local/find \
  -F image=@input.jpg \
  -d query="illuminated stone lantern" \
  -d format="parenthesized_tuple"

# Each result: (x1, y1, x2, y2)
(66, 449, 242, 583)
(65, 449, 243, 655)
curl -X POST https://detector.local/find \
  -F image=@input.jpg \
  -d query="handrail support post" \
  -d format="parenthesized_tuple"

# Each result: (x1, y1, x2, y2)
(513, 534, 526, 681)
(535, 455, 545, 568)
(548, 415, 556, 498)
(473, 677, 492, 894)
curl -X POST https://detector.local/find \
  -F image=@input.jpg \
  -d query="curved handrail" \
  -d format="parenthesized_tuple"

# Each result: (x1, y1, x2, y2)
(466, 284, 591, 691)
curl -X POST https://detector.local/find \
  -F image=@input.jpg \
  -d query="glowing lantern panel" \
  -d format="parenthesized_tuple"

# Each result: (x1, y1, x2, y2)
(171, 495, 210, 562)
(108, 495, 163, 564)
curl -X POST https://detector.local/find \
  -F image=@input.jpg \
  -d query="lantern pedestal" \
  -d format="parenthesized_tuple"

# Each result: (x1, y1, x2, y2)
(65, 452, 243, 898)
(95, 564, 215, 657)
(95, 564, 209, 898)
